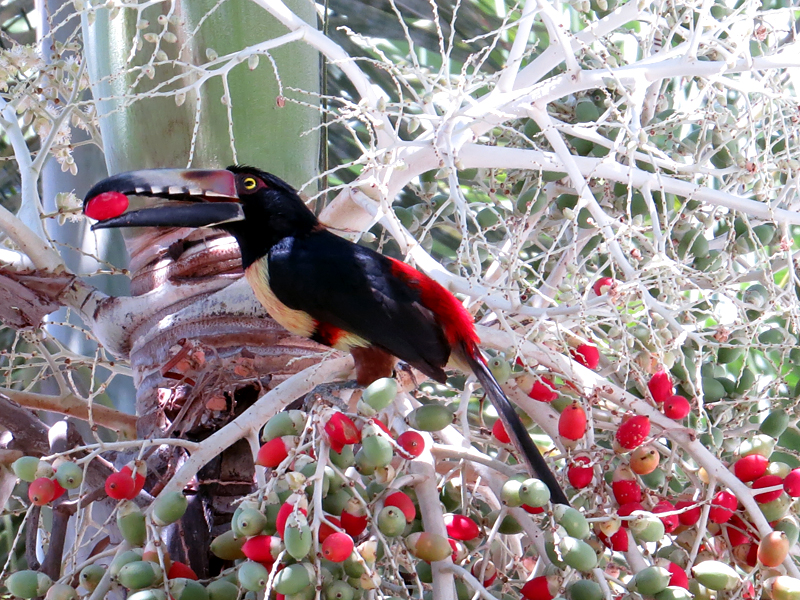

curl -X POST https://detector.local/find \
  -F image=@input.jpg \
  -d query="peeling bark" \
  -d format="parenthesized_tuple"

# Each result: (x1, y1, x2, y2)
(0, 267, 75, 329)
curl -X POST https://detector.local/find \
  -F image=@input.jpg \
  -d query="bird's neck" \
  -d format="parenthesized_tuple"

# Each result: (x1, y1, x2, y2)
(221, 190, 321, 270)
(229, 219, 321, 270)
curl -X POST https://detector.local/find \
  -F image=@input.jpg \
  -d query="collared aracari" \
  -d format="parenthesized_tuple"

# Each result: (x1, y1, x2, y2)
(83, 166, 570, 505)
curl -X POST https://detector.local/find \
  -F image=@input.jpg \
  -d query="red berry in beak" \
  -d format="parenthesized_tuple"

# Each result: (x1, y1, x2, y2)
(85, 192, 129, 220)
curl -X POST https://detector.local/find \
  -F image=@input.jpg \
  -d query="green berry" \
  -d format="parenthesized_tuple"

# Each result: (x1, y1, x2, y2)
(44, 583, 77, 600)
(237, 561, 270, 592)
(324, 581, 355, 600)
(235, 508, 267, 537)
(558, 537, 597, 572)
(152, 491, 188, 526)
(117, 501, 147, 546)
(169, 578, 209, 600)
(109, 549, 144, 577)
(79, 565, 105, 592)
(406, 404, 453, 431)
(568, 579, 603, 600)
(284, 512, 312, 560)
(519, 478, 550, 508)
(6, 570, 46, 598)
(630, 566, 670, 596)
(361, 434, 393, 469)
(55, 462, 83, 489)
(117, 561, 161, 591)
(210, 530, 246, 560)
(377, 506, 407, 537)
(12, 456, 41, 482)
(273, 563, 311, 596)
(207, 580, 238, 600)
(488, 357, 511, 384)
(554, 505, 590, 539)
(761, 409, 790, 438)
(362, 378, 397, 411)
(262, 411, 306, 441)
(691, 561, 740, 591)
(500, 479, 524, 507)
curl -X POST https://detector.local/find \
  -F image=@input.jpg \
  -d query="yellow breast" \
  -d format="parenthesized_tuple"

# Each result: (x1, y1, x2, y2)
(244, 258, 316, 339)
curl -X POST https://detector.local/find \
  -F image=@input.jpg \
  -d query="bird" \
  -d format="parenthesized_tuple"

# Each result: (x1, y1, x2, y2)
(84, 165, 570, 505)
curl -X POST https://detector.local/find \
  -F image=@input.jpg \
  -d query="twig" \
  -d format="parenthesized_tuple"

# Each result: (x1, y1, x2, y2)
(0, 395, 49, 456)
(0, 389, 137, 439)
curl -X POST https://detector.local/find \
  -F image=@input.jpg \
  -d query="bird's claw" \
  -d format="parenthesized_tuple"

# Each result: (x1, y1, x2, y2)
(302, 380, 360, 412)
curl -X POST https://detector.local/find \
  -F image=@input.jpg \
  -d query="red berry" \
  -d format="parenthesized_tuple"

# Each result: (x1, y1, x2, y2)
(734, 454, 768, 482)
(752, 475, 784, 503)
(397, 431, 425, 458)
(709, 490, 737, 523)
(340, 500, 368, 538)
(592, 277, 614, 296)
(318, 516, 341, 542)
(666, 561, 688, 589)
(724, 527, 749, 547)
(105, 472, 136, 500)
(528, 377, 558, 402)
(28, 477, 56, 506)
(324, 411, 360, 453)
(616, 415, 650, 450)
(744, 542, 759, 567)
(384, 491, 416, 522)
(521, 575, 559, 600)
(652, 499, 679, 533)
(784, 468, 800, 496)
(663, 395, 691, 420)
(120, 463, 146, 495)
(84, 191, 129, 220)
(723, 515, 751, 546)
(648, 370, 673, 403)
(617, 502, 644, 527)
(675, 499, 701, 526)
(321, 532, 354, 562)
(371, 418, 392, 436)
(558, 403, 587, 440)
(492, 420, 510, 444)
(241, 535, 282, 563)
(612, 480, 642, 505)
(167, 561, 198, 580)
(521, 504, 544, 514)
(444, 514, 480, 541)
(470, 560, 497, 586)
(50, 479, 66, 502)
(256, 437, 290, 468)
(571, 343, 600, 370)
(276, 503, 307, 538)
(607, 528, 628, 551)
(567, 455, 593, 489)
(599, 529, 625, 551)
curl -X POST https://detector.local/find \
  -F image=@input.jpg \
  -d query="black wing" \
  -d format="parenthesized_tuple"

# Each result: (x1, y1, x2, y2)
(267, 230, 451, 382)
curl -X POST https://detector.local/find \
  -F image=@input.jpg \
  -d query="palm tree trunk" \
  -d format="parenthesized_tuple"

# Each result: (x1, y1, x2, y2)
(80, 0, 322, 574)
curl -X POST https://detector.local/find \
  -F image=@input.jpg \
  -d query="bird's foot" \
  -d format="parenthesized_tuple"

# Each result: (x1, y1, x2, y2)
(302, 380, 360, 412)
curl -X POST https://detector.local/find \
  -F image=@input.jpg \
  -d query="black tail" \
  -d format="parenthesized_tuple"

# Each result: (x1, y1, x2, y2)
(464, 346, 570, 506)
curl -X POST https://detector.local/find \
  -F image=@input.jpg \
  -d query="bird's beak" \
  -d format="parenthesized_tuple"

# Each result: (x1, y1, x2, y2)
(84, 168, 245, 230)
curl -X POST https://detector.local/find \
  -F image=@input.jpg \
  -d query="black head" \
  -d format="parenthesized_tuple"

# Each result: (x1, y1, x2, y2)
(85, 166, 320, 268)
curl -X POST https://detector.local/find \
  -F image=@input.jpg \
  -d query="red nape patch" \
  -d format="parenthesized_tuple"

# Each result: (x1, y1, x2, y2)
(387, 257, 480, 350)
(84, 192, 129, 220)
(314, 321, 345, 347)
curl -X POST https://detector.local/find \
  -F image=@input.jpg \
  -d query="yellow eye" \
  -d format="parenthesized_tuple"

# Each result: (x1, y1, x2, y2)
(243, 177, 257, 190)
